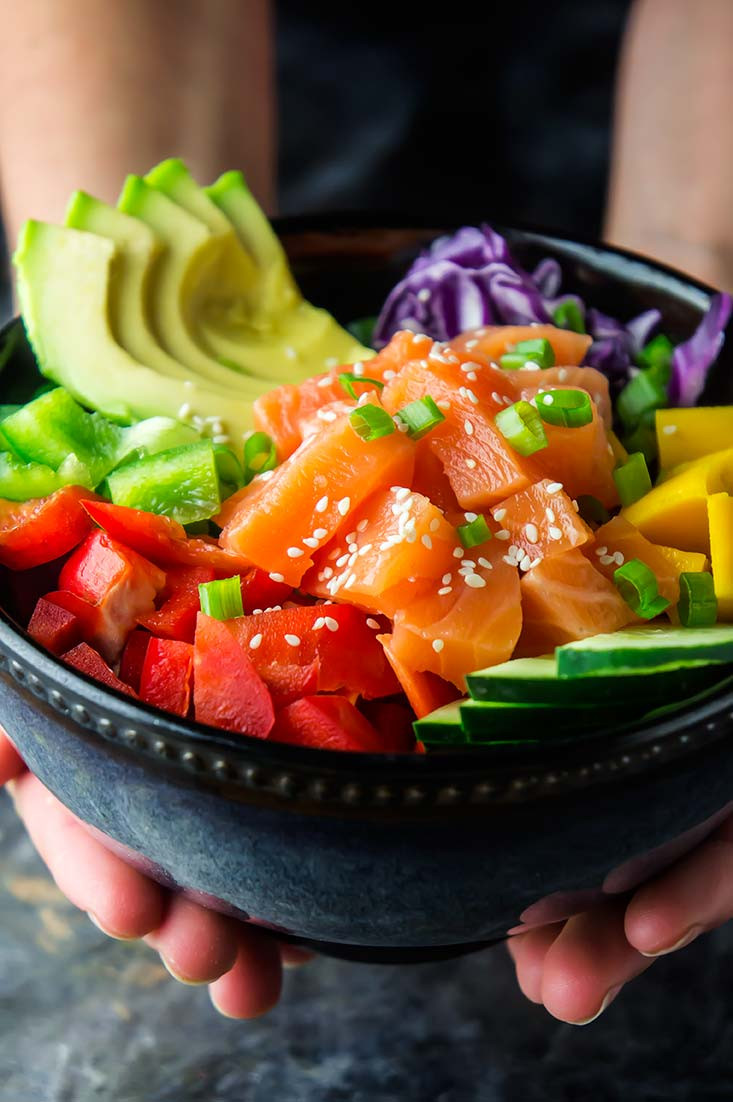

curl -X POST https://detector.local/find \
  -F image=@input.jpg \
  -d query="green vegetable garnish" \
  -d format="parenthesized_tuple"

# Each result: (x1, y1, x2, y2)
(243, 431, 277, 484)
(617, 370, 667, 429)
(348, 405, 395, 441)
(500, 338, 556, 371)
(495, 400, 548, 456)
(338, 372, 385, 401)
(395, 396, 445, 440)
(457, 515, 492, 549)
(576, 494, 610, 527)
(199, 576, 244, 621)
(612, 452, 652, 507)
(537, 388, 593, 428)
(551, 300, 585, 334)
(613, 558, 670, 619)
(637, 333, 674, 373)
(677, 572, 718, 628)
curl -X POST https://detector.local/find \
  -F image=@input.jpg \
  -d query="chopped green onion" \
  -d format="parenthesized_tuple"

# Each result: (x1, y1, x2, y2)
(537, 388, 593, 428)
(677, 572, 718, 628)
(613, 558, 670, 620)
(243, 431, 277, 484)
(612, 452, 652, 507)
(576, 494, 610, 527)
(500, 338, 555, 371)
(637, 333, 674, 373)
(495, 400, 548, 456)
(395, 396, 445, 440)
(213, 444, 244, 497)
(347, 316, 378, 346)
(616, 370, 667, 429)
(349, 405, 395, 441)
(551, 300, 586, 334)
(457, 515, 492, 549)
(199, 576, 244, 621)
(621, 409, 658, 466)
(338, 372, 385, 401)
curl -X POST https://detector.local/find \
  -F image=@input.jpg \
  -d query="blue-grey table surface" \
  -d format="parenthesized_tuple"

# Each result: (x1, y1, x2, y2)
(1, 792, 733, 1102)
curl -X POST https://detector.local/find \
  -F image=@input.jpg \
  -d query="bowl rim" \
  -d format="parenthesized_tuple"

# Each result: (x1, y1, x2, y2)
(2, 214, 731, 811)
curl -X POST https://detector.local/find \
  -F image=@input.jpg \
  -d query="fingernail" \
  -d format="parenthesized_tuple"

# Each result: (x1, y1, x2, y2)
(160, 955, 208, 987)
(87, 911, 136, 942)
(573, 984, 623, 1026)
(638, 924, 704, 958)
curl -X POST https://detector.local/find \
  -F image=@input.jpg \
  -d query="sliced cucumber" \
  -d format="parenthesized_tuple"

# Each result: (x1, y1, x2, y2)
(466, 654, 725, 706)
(413, 701, 467, 745)
(557, 625, 733, 677)
(459, 699, 632, 740)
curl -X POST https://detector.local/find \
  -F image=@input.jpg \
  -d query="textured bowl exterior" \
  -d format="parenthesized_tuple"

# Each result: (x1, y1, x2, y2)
(2, 219, 733, 961)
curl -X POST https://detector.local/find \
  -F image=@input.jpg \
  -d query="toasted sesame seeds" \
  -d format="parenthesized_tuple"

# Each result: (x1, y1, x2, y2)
(545, 507, 556, 523)
(312, 527, 328, 540)
(546, 482, 564, 494)
(337, 497, 351, 516)
(438, 586, 452, 596)
(613, 551, 625, 565)
(524, 523, 539, 544)
(366, 618, 380, 630)
(461, 559, 476, 568)
(315, 496, 329, 513)
(249, 633, 263, 650)
(358, 543, 373, 556)
(269, 572, 285, 583)
(495, 529, 510, 541)
(393, 487, 411, 501)
(599, 554, 615, 566)
(662, 424, 678, 435)
(519, 554, 533, 571)
(466, 458, 477, 469)
(464, 574, 487, 588)
(464, 512, 478, 522)
(336, 553, 350, 568)
(287, 547, 305, 558)
(313, 617, 326, 630)
(453, 546, 465, 558)
(324, 616, 339, 632)
(478, 556, 493, 569)
(493, 508, 507, 522)
(285, 633, 301, 646)
(345, 531, 356, 544)
(302, 537, 319, 549)
(548, 526, 563, 540)
(464, 419, 474, 436)
(432, 639, 445, 653)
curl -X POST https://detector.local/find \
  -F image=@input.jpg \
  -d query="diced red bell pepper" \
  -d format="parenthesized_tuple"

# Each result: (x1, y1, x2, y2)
(56, 531, 165, 661)
(226, 604, 399, 700)
(1, 555, 70, 625)
(240, 567, 293, 612)
(358, 698, 417, 752)
(138, 565, 216, 643)
(61, 642, 138, 697)
(193, 613, 275, 738)
(272, 695, 402, 752)
(83, 500, 251, 573)
(379, 633, 461, 718)
(119, 629, 151, 692)
(0, 486, 100, 570)
(27, 596, 82, 656)
(139, 637, 194, 717)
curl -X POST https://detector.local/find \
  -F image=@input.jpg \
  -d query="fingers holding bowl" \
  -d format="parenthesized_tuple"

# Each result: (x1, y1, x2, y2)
(208, 927, 284, 1019)
(0, 725, 25, 786)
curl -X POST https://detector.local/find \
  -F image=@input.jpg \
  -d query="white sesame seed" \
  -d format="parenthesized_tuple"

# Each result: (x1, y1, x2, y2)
(599, 554, 615, 566)
(213, 434, 231, 445)
(367, 618, 380, 629)
(441, 573, 452, 585)
(464, 512, 478, 522)
(524, 523, 539, 544)
(358, 543, 373, 556)
(464, 574, 487, 588)
(284, 633, 301, 646)
(191, 415, 205, 430)
(356, 519, 369, 532)
(662, 424, 678, 436)
(464, 419, 474, 436)
(558, 368, 568, 381)
(269, 572, 285, 583)
(493, 508, 507, 522)
(519, 554, 533, 571)
(345, 531, 356, 544)
(613, 551, 625, 565)
(318, 408, 337, 422)
(495, 529, 511, 541)
(546, 482, 564, 494)
(461, 559, 476, 568)
(383, 369, 396, 380)
(465, 339, 479, 349)
(432, 639, 445, 653)
(596, 546, 608, 557)
(417, 288, 431, 302)
(503, 555, 517, 566)
(545, 507, 556, 523)
(548, 526, 563, 540)
(542, 394, 555, 405)
(393, 487, 411, 501)
(405, 530, 417, 543)
(312, 528, 328, 540)
(302, 537, 319, 549)
(520, 362, 541, 372)
(429, 518, 441, 532)
(438, 586, 453, 596)
(466, 458, 477, 469)
(503, 395, 513, 405)
(249, 633, 263, 650)
(287, 546, 305, 558)
(466, 372, 478, 382)
(572, 500, 580, 512)
(351, 362, 365, 377)
(337, 497, 351, 516)
(453, 546, 465, 558)
(436, 399, 451, 411)
(324, 616, 339, 632)
(322, 567, 334, 580)
(478, 557, 493, 569)
(317, 375, 333, 388)
(421, 534, 433, 549)
(336, 553, 350, 568)
(492, 391, 503, 404)
(178, 403, 192, 419)
(313, 617, 326, 630)
(315, 496, 329, 513)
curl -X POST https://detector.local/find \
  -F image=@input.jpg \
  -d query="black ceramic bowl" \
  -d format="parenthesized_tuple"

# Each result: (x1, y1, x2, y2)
(2, 217, 733, 964)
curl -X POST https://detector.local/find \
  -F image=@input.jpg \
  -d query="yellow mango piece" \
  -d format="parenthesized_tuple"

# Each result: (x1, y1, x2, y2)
(708, 492, 733, 620)
(656, 407, 733, 471)
(654, 545, 709, 575)
(621, 447, 733, 553)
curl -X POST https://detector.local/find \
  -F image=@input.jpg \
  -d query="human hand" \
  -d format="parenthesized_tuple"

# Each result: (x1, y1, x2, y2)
(0, 726, 310, 1019)
(507, 815, 733, 1023)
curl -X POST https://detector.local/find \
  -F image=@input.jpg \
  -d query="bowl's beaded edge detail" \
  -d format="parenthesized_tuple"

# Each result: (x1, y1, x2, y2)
(0, 643, 727, 810)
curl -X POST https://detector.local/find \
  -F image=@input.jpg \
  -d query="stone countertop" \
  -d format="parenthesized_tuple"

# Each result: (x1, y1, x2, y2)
(2, 792, 732, 1102)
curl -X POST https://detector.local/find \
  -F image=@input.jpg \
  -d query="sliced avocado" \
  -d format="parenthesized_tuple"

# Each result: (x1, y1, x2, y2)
(13, 221, 257, 439)
(146, 158, 234, 235)
(65, 190, 230, 389)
